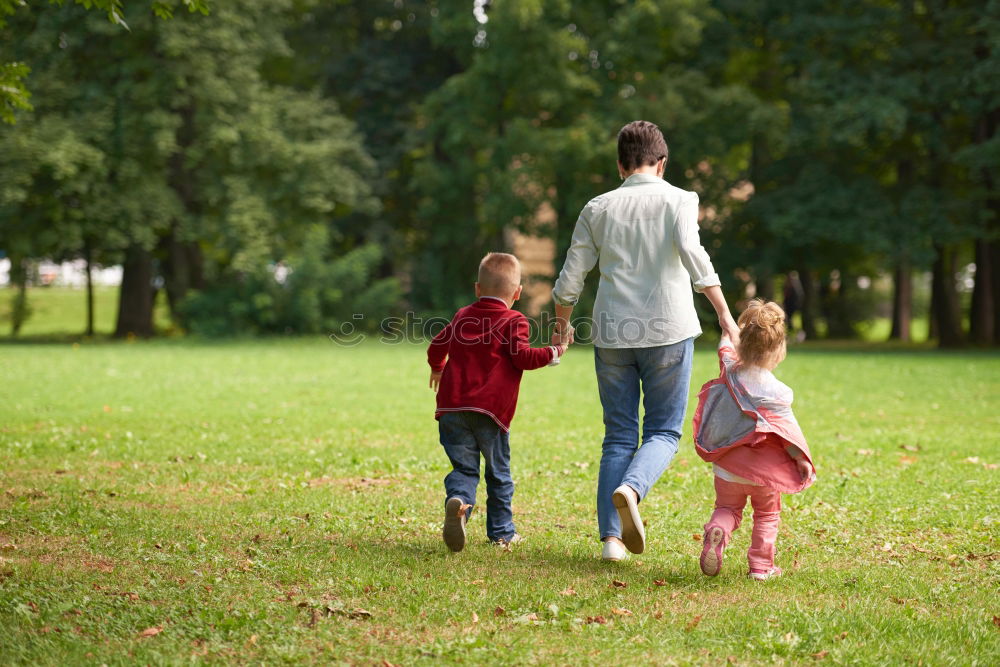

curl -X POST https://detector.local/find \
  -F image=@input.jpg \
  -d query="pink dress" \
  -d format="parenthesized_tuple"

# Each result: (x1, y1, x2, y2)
(692, 339, 815, 493)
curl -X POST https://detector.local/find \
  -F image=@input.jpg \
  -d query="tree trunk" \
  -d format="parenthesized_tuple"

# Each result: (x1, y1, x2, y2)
(970, 239, 994, 345)
(756, 271, 775, 301)
(114, 244, 155, 338)
(84, 238, 95, 337)
(993, 240, 1000, 345)
(9, 257, 29, 336)
(161, 228, 189, 321)
(889, 259, 912, 342)
(930, 244, 964, 347)
(798, 266, 818, 340)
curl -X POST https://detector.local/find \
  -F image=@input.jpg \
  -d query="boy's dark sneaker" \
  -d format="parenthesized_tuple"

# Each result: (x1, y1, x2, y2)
(491, 533, 524, 549)
(700, 525, 726, 576)
(443, 497, 468, 552)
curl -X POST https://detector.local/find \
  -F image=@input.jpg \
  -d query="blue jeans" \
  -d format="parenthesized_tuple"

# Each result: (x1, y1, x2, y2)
(438, 411, 516, 542)
(594, 338, 694, 540)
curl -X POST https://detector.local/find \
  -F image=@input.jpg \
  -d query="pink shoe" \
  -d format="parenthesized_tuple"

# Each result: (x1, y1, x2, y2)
(749, 566, 782, 581)
(700, 525, 725, 576)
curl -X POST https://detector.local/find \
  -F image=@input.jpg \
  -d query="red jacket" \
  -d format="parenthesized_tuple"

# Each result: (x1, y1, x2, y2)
(428, 297, 557, 431)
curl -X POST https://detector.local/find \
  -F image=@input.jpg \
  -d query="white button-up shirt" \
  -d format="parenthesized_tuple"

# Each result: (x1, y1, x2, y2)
(552, 173, 720, 348)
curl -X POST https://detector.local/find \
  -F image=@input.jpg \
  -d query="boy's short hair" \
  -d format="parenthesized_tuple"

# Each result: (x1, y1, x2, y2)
(478, 252, 521, 296)
(737, 299, 787, 368)
(617, 120, 669, 172)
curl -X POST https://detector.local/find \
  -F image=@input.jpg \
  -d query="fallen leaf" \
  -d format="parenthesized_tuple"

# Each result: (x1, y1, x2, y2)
(559, 587, 577, 596)
(963, 456, 980, 464)
(653, 611, 664, 619)
(692, 533, 702, 541)
(812, 650, 829, 660)
(856, 449, 874, 456)
(138, 626, 163, 638)
(899, 444, 921, 452)
(494, 606, 505, 616)
(836, 631, 848, 640)
(471, 612, 479, 624)
(308, 608, 320, 627)
(899, 455, 917, 465)
(685, 615, 703, 631)
(653, 579, 667, 586)
(469, 579, 484, 585)
(585, 615, 607, 625)
(993, 615, 1000, 629)
(611, 607, 633, 616)
(611, 580, 627, 589)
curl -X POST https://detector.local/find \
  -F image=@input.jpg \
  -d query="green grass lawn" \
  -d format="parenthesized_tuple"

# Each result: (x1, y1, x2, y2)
(1, 336, 998, 665)
(0, 287, 173, 338)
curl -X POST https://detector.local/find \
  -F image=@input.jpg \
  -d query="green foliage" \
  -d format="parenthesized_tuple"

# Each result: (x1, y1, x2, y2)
(180, 227, 400, 336)
(0, 61, 30, 123)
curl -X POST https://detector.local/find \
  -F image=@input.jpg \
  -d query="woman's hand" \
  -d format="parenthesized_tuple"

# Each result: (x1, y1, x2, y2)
(720, 314, 740, 346)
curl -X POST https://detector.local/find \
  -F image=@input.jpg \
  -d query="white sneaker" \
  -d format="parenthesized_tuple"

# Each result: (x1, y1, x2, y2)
(749, 566, 782, 581)
(602, 540, 629, 562)
(612, 485, 645, 554)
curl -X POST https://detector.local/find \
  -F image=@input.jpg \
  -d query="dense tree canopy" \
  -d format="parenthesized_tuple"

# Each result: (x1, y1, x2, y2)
(1, 0, 997, 346)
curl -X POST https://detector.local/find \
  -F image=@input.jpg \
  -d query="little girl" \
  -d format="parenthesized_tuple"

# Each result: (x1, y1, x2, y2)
(692, 299, 815, 580)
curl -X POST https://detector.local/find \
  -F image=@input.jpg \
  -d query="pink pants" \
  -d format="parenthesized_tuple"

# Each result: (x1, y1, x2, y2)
(705, 476, 782, 571)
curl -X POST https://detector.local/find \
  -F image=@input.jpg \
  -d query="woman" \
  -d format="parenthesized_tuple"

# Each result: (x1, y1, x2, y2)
(551, 120, 739, 561)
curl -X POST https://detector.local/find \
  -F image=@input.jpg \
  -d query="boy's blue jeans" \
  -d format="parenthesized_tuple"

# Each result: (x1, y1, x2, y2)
(594, 338, 694, 540)
(438, 411, 516, 542)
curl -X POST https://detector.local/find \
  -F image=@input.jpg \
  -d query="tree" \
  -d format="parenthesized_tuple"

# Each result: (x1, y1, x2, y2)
(0, 0, 209, 122)
(1, 0, 379, 337)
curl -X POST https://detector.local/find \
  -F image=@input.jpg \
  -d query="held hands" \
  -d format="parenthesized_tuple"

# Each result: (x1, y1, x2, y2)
(719, 314, 740, 346)
(429, 370, 442, 392)
(551, 325, 575, 347)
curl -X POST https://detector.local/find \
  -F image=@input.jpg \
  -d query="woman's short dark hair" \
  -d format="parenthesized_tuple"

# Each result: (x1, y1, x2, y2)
(617, 120, 669, 172)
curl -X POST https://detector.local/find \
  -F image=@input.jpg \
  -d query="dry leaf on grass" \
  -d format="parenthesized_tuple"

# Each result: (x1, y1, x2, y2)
(685, 615, 703, 631)
(494, 606, 505, 616)
(653, 579, 667, 586)
(559, 587, 577, 596)
(812, 650, 829, 660)
(692, 533, 702, 541)
(899, 444, 920, 452)
(611, 580, 627, 589)
(585, 616, 607, 625)
(992, 615, 1000, 629)
(471, 612, 479, 624)
(138, 626, 163, 638)
(611, 607, 632, 616)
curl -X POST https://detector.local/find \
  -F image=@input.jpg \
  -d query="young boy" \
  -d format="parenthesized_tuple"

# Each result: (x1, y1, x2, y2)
(427, 252, 565, 551)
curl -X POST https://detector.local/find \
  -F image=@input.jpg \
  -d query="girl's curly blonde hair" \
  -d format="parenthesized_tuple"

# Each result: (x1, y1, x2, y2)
(737, 299, 787, 369)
